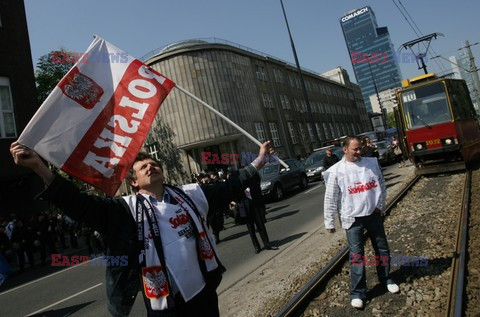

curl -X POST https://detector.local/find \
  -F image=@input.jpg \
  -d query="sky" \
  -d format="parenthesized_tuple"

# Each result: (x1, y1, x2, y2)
(24, 0, 480, 84)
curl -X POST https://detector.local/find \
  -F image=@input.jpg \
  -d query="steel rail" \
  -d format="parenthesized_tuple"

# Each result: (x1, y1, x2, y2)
(274, 174, 421, 317)
(446, 170, 471, 317)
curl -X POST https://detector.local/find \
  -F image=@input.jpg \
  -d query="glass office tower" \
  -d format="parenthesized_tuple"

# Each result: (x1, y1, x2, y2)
(340, 6, 402, 113)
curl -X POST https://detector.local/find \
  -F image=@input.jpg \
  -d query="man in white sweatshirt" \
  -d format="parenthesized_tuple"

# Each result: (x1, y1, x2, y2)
(323, 136, 399, 309)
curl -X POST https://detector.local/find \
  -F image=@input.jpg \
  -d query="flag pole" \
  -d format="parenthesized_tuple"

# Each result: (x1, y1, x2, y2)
(174, 84, 289, 169)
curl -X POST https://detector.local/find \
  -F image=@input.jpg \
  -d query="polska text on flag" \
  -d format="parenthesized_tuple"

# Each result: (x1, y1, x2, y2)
(18, 36, 175, 196)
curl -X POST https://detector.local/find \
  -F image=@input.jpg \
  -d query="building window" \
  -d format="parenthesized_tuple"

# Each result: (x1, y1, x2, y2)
(315, 123, 324, 140)
(319, 102, 324, 113)
(255, 122, 266, 143)
(305, 81, 311, 91)
(341, 123, 347, 135)
(288, 75, 295, 87)
(307, 123, 315, 142)
(273, 69, 284, 83)
(262, 93, 273, 108)
(146, 142, 160, 161)
(0, 77, 17, 138)
(292, 98, 298, 111)
(301, 100, 307, 113)
(323, 122, 331, 139)
(269, 123, 281, 146)
(296, 77, 301, 88)
(328, 123, 334, 137)
(280, 95, 290, 109)
(299, 123, 306, 141)
(255, 65, 267, 81)
(287, 122, 298, 144)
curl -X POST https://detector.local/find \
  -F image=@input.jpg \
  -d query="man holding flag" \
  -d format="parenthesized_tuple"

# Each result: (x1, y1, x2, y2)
(10, 141, 275, 316)
(11, 36, 278, 316)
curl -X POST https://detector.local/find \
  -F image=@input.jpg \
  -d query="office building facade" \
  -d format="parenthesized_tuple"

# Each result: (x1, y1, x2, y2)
(449, 53, 480, 113)
(369, 87, 399, 114)
(143, 39, 371, 178)
(340, 6, 402, 113)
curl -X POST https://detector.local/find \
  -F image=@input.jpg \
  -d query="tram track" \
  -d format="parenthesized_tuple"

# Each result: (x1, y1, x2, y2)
(275, 169, 475, 317)
(446, 170, 471, 316)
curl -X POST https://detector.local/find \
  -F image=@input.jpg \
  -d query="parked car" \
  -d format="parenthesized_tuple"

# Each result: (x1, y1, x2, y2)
(304, 146, 342, 181)
(260, 159, 308, 200)
(333, 147, 345, 161)
(375, 141, 395, 165)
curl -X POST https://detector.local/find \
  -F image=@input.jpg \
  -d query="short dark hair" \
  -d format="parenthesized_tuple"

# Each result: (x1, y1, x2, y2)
(125, 152, 162, 189)
(342, 135, 362, 148)
(362, 136, 371, 146)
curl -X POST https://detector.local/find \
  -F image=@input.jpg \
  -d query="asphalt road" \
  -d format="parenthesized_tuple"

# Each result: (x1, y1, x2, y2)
(0, 177, 329, 317)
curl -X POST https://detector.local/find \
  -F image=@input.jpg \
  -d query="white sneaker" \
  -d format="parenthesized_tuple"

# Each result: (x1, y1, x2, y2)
(351, 298, 363, 308)
(387, 283, 400, 293)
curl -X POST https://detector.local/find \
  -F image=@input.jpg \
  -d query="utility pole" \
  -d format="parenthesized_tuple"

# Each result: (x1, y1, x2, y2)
(279, 0, 320, 151)
(464, 40, 480, 109)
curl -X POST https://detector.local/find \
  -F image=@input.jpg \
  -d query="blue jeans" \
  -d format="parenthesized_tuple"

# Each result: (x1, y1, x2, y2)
(346, 212, 394, 300)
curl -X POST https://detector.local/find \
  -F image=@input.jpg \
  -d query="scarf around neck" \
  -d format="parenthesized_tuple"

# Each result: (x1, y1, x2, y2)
(132, 184, 221, 311)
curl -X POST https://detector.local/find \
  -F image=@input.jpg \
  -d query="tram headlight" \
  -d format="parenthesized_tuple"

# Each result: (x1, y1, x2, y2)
(416, 144, 423, 150)
(441, 137, 456, 146)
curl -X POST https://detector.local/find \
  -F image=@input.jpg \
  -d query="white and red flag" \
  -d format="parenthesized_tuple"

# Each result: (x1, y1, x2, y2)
(18, 36, 175, 196)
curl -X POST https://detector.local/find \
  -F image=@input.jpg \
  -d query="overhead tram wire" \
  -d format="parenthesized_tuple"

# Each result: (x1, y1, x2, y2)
(395, 0, 448, 74)
(398, 0, 423, 38)
(393, 0, 447, 74)
(390, 0, 447, 74)
(397, 0, 448, 73)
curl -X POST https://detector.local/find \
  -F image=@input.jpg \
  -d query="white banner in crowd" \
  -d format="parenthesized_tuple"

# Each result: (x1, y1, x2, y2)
(18, 36, 175, 196)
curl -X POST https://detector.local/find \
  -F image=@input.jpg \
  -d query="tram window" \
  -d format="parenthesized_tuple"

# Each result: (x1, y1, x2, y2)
(401, 83, 451, 129)
(448, 81, 476, 120)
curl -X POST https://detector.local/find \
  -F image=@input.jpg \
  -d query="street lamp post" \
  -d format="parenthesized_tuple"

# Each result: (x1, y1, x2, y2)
(367, 55, 387, 131)
(279, 0, 320, 150)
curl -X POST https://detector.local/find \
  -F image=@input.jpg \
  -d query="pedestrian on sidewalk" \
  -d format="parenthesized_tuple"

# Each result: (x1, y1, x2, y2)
(360, 136, 379, 159)
(240, 186, 277, 254)
(10, 218, 35, 271)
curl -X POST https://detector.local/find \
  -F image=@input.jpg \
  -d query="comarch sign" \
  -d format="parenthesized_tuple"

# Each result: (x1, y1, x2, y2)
(341, 7, 369, 23)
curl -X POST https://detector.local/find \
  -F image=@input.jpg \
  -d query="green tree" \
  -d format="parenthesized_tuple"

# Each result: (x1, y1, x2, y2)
(386, 111, 397, 129)
(35, 48, 74, 104)
(145, 116, 188, 185)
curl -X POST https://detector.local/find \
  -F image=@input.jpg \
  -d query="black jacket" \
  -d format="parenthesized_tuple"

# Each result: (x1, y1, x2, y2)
(361, 145, 379, 158)
(323, 154, 339, 170)
(37, 164, 259, 316)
